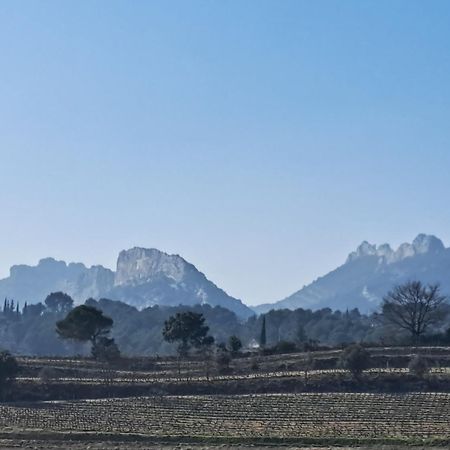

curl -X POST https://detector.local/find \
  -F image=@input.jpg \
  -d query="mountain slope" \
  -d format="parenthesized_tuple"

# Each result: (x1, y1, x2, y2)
(255, 234, 450, 314)
(105, 247, 253, 318)
(0, 258, 114, 305)
(0, 248, 253, 319)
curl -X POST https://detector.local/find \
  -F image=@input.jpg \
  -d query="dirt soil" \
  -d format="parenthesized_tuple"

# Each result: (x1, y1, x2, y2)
(0, 442, 442, 450)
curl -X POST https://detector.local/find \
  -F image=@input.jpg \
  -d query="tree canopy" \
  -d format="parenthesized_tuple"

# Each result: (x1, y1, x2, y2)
(45, 292, 74, 314)
(162, 311, 210, 355)
(339, 344, 371, 379)
(56, 305, 113, 345)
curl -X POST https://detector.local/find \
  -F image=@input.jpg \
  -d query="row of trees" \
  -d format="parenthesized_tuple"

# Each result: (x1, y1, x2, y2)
(0, 281, 448, 359)
(0, 280, 445, 399)
(159, 281, 449, 357)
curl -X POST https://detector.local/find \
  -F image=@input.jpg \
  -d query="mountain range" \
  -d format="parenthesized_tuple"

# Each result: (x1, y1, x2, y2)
(255, 234, 450, 314)
(1, 234, 449, 317)
(0, 247, 253, 319)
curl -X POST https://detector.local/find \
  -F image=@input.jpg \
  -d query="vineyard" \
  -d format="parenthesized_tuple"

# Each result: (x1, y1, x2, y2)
(3, 348, 450, 447)
(17, 345, 450, 379)
(12, 346, 450, 392)
(0, 393, 449, 445)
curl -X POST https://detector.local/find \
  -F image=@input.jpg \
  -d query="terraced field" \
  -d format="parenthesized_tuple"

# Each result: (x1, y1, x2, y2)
(1, 393, 449, 444)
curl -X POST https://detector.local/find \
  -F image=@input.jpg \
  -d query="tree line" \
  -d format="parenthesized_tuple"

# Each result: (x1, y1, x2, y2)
(0, 280, 448, 398)
(0, 281, 449, 359)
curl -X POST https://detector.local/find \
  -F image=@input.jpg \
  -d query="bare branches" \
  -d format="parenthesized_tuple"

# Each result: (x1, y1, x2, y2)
(382, 281, 447, 343)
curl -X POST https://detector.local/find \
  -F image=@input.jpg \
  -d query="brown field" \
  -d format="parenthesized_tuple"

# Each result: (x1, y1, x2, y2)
(0, 444, 439, 450)
(0, 393, 450, 445)
(3, 347, 450, 447)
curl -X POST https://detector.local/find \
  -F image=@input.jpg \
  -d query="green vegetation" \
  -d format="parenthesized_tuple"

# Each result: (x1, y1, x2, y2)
(56, 305, 114, 353)
(1, 280, 450, 446)
(339, 344, 371, 379)
(227, 335, 242, 356)
(2, 280, 450, 357)
(259, 316, 267, 348)
(0, 351, 19, 399)
(162, 311, 212, 357)
(44, 292, 74, 314)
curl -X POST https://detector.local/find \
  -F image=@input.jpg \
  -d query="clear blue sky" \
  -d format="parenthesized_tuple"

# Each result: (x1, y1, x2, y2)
(1, 1, 450, 305)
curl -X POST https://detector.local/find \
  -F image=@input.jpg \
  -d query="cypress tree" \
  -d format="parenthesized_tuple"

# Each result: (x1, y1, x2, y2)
(260, 315, 267, 348)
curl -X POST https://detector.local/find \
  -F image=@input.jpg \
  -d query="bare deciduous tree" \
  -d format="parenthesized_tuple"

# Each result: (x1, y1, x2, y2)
(382, 281, 447, 343)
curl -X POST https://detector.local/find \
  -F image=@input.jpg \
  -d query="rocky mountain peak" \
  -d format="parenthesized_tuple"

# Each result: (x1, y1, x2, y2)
(346, 234, 445, 265)
(346, 241, 377, 262)
(412, 233, 445, 254)
(114, 247, 188, 287)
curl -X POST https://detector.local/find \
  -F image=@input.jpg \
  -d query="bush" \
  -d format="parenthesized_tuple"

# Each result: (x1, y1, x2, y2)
(409, 355, 429, 378)
(250, 358, 259, 371)
(39, 367, 58, 384)
(263, 340, 298, 355)
(91, 337, 121, 363)
(227, 336, 242, 356)
(0, 351, 19, 398)
(339, 344, 371, 379)
(216, 350, 231, 374)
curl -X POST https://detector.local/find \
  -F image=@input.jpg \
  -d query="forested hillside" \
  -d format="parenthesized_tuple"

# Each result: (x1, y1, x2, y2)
(2, 294, 447, 356)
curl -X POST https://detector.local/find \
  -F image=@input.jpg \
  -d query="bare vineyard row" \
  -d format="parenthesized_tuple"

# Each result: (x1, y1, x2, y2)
(1, 393, 449, 439)
(16, 366, 450, 385)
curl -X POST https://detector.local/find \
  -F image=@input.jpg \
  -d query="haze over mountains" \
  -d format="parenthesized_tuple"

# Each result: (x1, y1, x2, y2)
(0, 248, 252, 319)
(1, 234, 449, 317)
(255, 234, 450, 314)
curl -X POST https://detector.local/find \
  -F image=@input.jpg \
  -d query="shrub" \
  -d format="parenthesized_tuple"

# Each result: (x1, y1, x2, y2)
(228, 336, 242, 356)
(39, 367, 58, 384)
(91, 337, 121, 362)
(339, 344, 371, 379)
(263, 340, 298, 355)
(250, 358, 259, 371)
(409, 355, 429, 378)
(216, 350, 232, 374)
(0, 351, 19, 398)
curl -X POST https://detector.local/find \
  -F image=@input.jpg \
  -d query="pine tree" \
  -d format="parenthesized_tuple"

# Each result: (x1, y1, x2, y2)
(260, 316, 267, 348)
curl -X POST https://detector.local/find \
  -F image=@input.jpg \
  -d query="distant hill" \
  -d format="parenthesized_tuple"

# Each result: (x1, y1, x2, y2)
(254, 234, 450, 314)
(3, 234, 449, 319)
(0, 248, 253, 319)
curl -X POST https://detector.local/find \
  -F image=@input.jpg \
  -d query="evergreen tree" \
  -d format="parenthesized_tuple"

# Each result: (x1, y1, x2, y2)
(45, 292, 74, 314)
(260, 316, 267, 348)
(228, 335, 242, 356)
(56, 305, 113, 349)
(296, 324, 307, 344)
(162, 311, 210, 357)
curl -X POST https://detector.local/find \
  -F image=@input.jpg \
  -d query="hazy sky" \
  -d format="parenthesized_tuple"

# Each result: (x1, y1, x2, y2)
(1, 1, 450, 305)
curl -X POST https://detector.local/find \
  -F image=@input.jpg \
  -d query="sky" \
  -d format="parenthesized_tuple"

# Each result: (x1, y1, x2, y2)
(1, 1, 450, 306)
